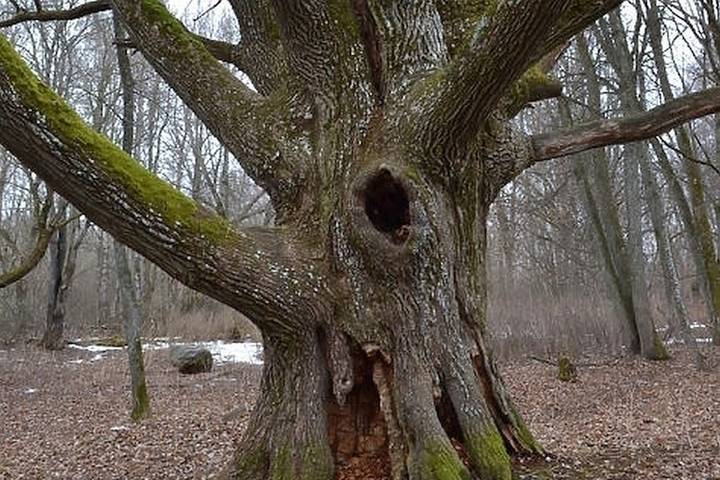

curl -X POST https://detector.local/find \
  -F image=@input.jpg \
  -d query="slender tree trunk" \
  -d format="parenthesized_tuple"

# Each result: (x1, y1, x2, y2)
(638, 151, 699, 363)
(12, 280, 31, 341)
(572, 156, 637, 349)
(114, 13, 150, 421)
(42, 211, 67, 350)
(594, 14, 669, 359)
(494, 189, 516, 282)
(97, 232, 111, 327)
(560, 93, 638, 351)
(649, 139, 720, 336)
(114, 241, 151, 420)
(574, 36, 641, 352)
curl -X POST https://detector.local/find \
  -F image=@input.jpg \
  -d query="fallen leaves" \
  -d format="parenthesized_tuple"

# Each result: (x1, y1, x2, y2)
(0, 345, 718, 479)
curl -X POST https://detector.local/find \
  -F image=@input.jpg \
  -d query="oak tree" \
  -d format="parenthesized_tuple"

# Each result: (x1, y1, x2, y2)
(1, 1, 720, 478)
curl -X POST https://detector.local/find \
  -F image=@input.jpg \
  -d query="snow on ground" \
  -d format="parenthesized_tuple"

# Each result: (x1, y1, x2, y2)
(67, 339, 263, 365)
(68, 344, 124, 352)
(196, 340, 263, 365)
(665, 337, 713, 345)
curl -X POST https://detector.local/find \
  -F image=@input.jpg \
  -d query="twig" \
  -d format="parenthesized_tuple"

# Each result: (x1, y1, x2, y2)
(0, 0, 110, 28)
(193, 0, 223, 22)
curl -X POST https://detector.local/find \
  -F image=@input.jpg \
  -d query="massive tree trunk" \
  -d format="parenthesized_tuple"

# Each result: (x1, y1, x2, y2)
(1, 0, 720, 478)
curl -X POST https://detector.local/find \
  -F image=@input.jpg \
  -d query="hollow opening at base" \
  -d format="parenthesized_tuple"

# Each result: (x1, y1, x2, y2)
(362, 169, 410, 244)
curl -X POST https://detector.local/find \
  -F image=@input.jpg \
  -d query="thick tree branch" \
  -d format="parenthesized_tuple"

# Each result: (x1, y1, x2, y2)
(530, 87, 720, 161)
(0, 226, 52, 288)
(367, 0, 447, 103)
(270, 0, 372, 114)
(0, 35, 332, 335)
(536, 0, 624, 64)
(226, 0, 285, 95)
(110, 0, 296, 204)
(418, 0, 569, 160)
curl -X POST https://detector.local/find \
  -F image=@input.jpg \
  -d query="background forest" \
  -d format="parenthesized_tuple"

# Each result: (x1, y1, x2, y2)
(1, 0, 718, 361)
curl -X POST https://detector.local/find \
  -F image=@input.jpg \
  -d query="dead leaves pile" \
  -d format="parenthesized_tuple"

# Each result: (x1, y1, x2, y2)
(1, 345, 718, 479)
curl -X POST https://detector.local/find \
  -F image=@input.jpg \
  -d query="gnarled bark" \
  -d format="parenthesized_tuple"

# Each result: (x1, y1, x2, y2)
(2, 1, 720, 478)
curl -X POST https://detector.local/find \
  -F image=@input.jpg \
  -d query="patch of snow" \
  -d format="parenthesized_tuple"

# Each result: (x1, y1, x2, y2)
(146, 339, 263, 365)
(67, 338, 263, 365)
(199, 340, 263, 365)
(68, 344, 123, 353)
(666, 337, 713, 345)
(24, 388, 37, 394)
(690, 323, 707, 329)
(142, 340, 171, 351)
(110, 426, 129, 432)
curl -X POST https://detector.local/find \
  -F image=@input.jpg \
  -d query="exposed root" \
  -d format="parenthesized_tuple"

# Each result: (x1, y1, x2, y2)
(441, 352, 512, 480)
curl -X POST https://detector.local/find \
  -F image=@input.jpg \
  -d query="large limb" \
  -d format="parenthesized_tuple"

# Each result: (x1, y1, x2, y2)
(0, 34, 332, 336)
(417, 0, 624, 164)
(537, 0, 624, 64)
(110, 0, 294, 204)
(530, 87, 720, 162)
(415, 0, 569, 162)
(226, 0, 285, 96)
(504, 0, 624, 115)
(270, 0, 373, 114)
(366, 0, 447, 104)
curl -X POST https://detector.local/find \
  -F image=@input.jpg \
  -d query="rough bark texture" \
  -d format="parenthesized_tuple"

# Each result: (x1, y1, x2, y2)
(42, 220, 67, 351)
(1, 1, 720, 478)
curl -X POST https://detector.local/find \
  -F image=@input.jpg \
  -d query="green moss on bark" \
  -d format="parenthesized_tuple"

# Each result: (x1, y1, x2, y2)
(231, 447, 268, 479)
(557, 355, 578, 382)
(0, 35, 232, 243)
(465, 429, 512, 480)
(510, 406, 542, 454)
(269, 443, 333, 480)
(508, 65, 562, 113)
(421, 442, 471, 480)
(647, 333, 670, 361)
(130, 379, 151, 421)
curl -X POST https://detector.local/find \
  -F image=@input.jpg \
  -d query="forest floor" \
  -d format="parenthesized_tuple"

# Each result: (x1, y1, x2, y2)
(0, 343, 718, 480)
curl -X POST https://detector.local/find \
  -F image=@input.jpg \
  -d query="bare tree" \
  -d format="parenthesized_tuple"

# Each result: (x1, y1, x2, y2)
(112, 12, 150, 421)
(2, 2, 720, 478)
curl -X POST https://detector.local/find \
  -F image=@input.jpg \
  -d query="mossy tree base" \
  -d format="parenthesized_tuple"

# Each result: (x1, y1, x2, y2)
(222, 325, 539, 480)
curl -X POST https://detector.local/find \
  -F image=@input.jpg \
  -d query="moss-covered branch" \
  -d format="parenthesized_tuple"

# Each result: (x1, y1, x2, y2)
(110, 0, 296, 204)
(0, 227, 52, 288)
(505, 65, 563, 117)
(0, 34, 332, 335)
